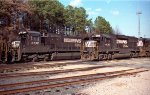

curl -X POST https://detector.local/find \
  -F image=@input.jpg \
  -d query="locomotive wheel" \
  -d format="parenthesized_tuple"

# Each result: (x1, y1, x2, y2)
(32, 56, 38, 62)
(134, 53, 136, 57)
(130, 53, 133, 58)
(98, 54, 103, 61)
(107, 54, 112, 60)
(111, 54, 114, 59)
(83, 54, 89, 60)
(81, 54, 86, 61)
(136, 53, 139, 57)
(148, 52, 150, 57)
(103, 54, 108, 60)
(146, 52, 149, 57)
(44, 56, 49, 61)
(51, 54, 54, 60)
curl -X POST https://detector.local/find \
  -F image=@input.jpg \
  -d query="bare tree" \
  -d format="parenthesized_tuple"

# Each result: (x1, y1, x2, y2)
(114, 25, 122, 35)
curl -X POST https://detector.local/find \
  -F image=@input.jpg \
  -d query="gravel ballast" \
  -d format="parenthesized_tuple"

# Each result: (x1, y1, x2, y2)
(79, 71, 150, 95)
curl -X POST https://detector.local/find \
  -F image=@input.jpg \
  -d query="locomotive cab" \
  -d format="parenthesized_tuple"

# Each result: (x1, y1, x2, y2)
(11, 31, 41, 62)
(81, 35, 100, 60)
(81, 34, 114, 61)
(11, 31, 28, 62)
(19, 31, 28, 46)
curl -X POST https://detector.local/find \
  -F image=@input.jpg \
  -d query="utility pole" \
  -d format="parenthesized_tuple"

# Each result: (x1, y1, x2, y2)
(136, 11, 142, 38)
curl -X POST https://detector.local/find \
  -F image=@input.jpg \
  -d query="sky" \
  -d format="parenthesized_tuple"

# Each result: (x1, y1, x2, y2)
(59, 0, 150, 38)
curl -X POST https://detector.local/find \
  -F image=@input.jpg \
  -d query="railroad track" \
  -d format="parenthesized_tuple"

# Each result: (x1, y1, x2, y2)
(0, 61, 82, 73)
(0, 65, 120, 79)
(0, 68, 148, 95)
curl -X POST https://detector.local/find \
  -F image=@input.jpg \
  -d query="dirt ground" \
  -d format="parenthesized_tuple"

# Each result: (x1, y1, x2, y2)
(0, 58, 150, 95)
(79, 70, 150, 95)
(77, 58, 150, 95)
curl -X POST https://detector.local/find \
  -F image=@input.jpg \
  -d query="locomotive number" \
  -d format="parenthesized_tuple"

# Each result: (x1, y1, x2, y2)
(85, 41, 96, 47)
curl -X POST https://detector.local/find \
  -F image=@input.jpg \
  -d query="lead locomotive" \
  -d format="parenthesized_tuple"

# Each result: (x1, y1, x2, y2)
(1, 30, 81, 63)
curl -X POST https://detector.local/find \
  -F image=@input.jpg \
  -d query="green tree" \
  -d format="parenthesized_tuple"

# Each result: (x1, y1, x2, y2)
(29, 1, 89, 35)
(94, 16, 112, 34)
(64, 5, 74, 27)
(28, 0, 65, 31)
(63, 5, 75, 35)
(74, 7, 88, 34)
(64, 6, 88, 35)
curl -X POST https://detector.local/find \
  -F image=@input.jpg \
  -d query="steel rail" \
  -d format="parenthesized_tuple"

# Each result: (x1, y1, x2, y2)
(0, 61, 81, 72)
(0, 65, 119, 79)
(0, 68, 135, 88)
(0, 68, 148, 95)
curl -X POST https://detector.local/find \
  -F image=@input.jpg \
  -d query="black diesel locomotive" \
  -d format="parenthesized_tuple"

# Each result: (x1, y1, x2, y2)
(2, 30, 81, 62)
(1, 30, 150, 63)
(81, 33, 150, 61)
